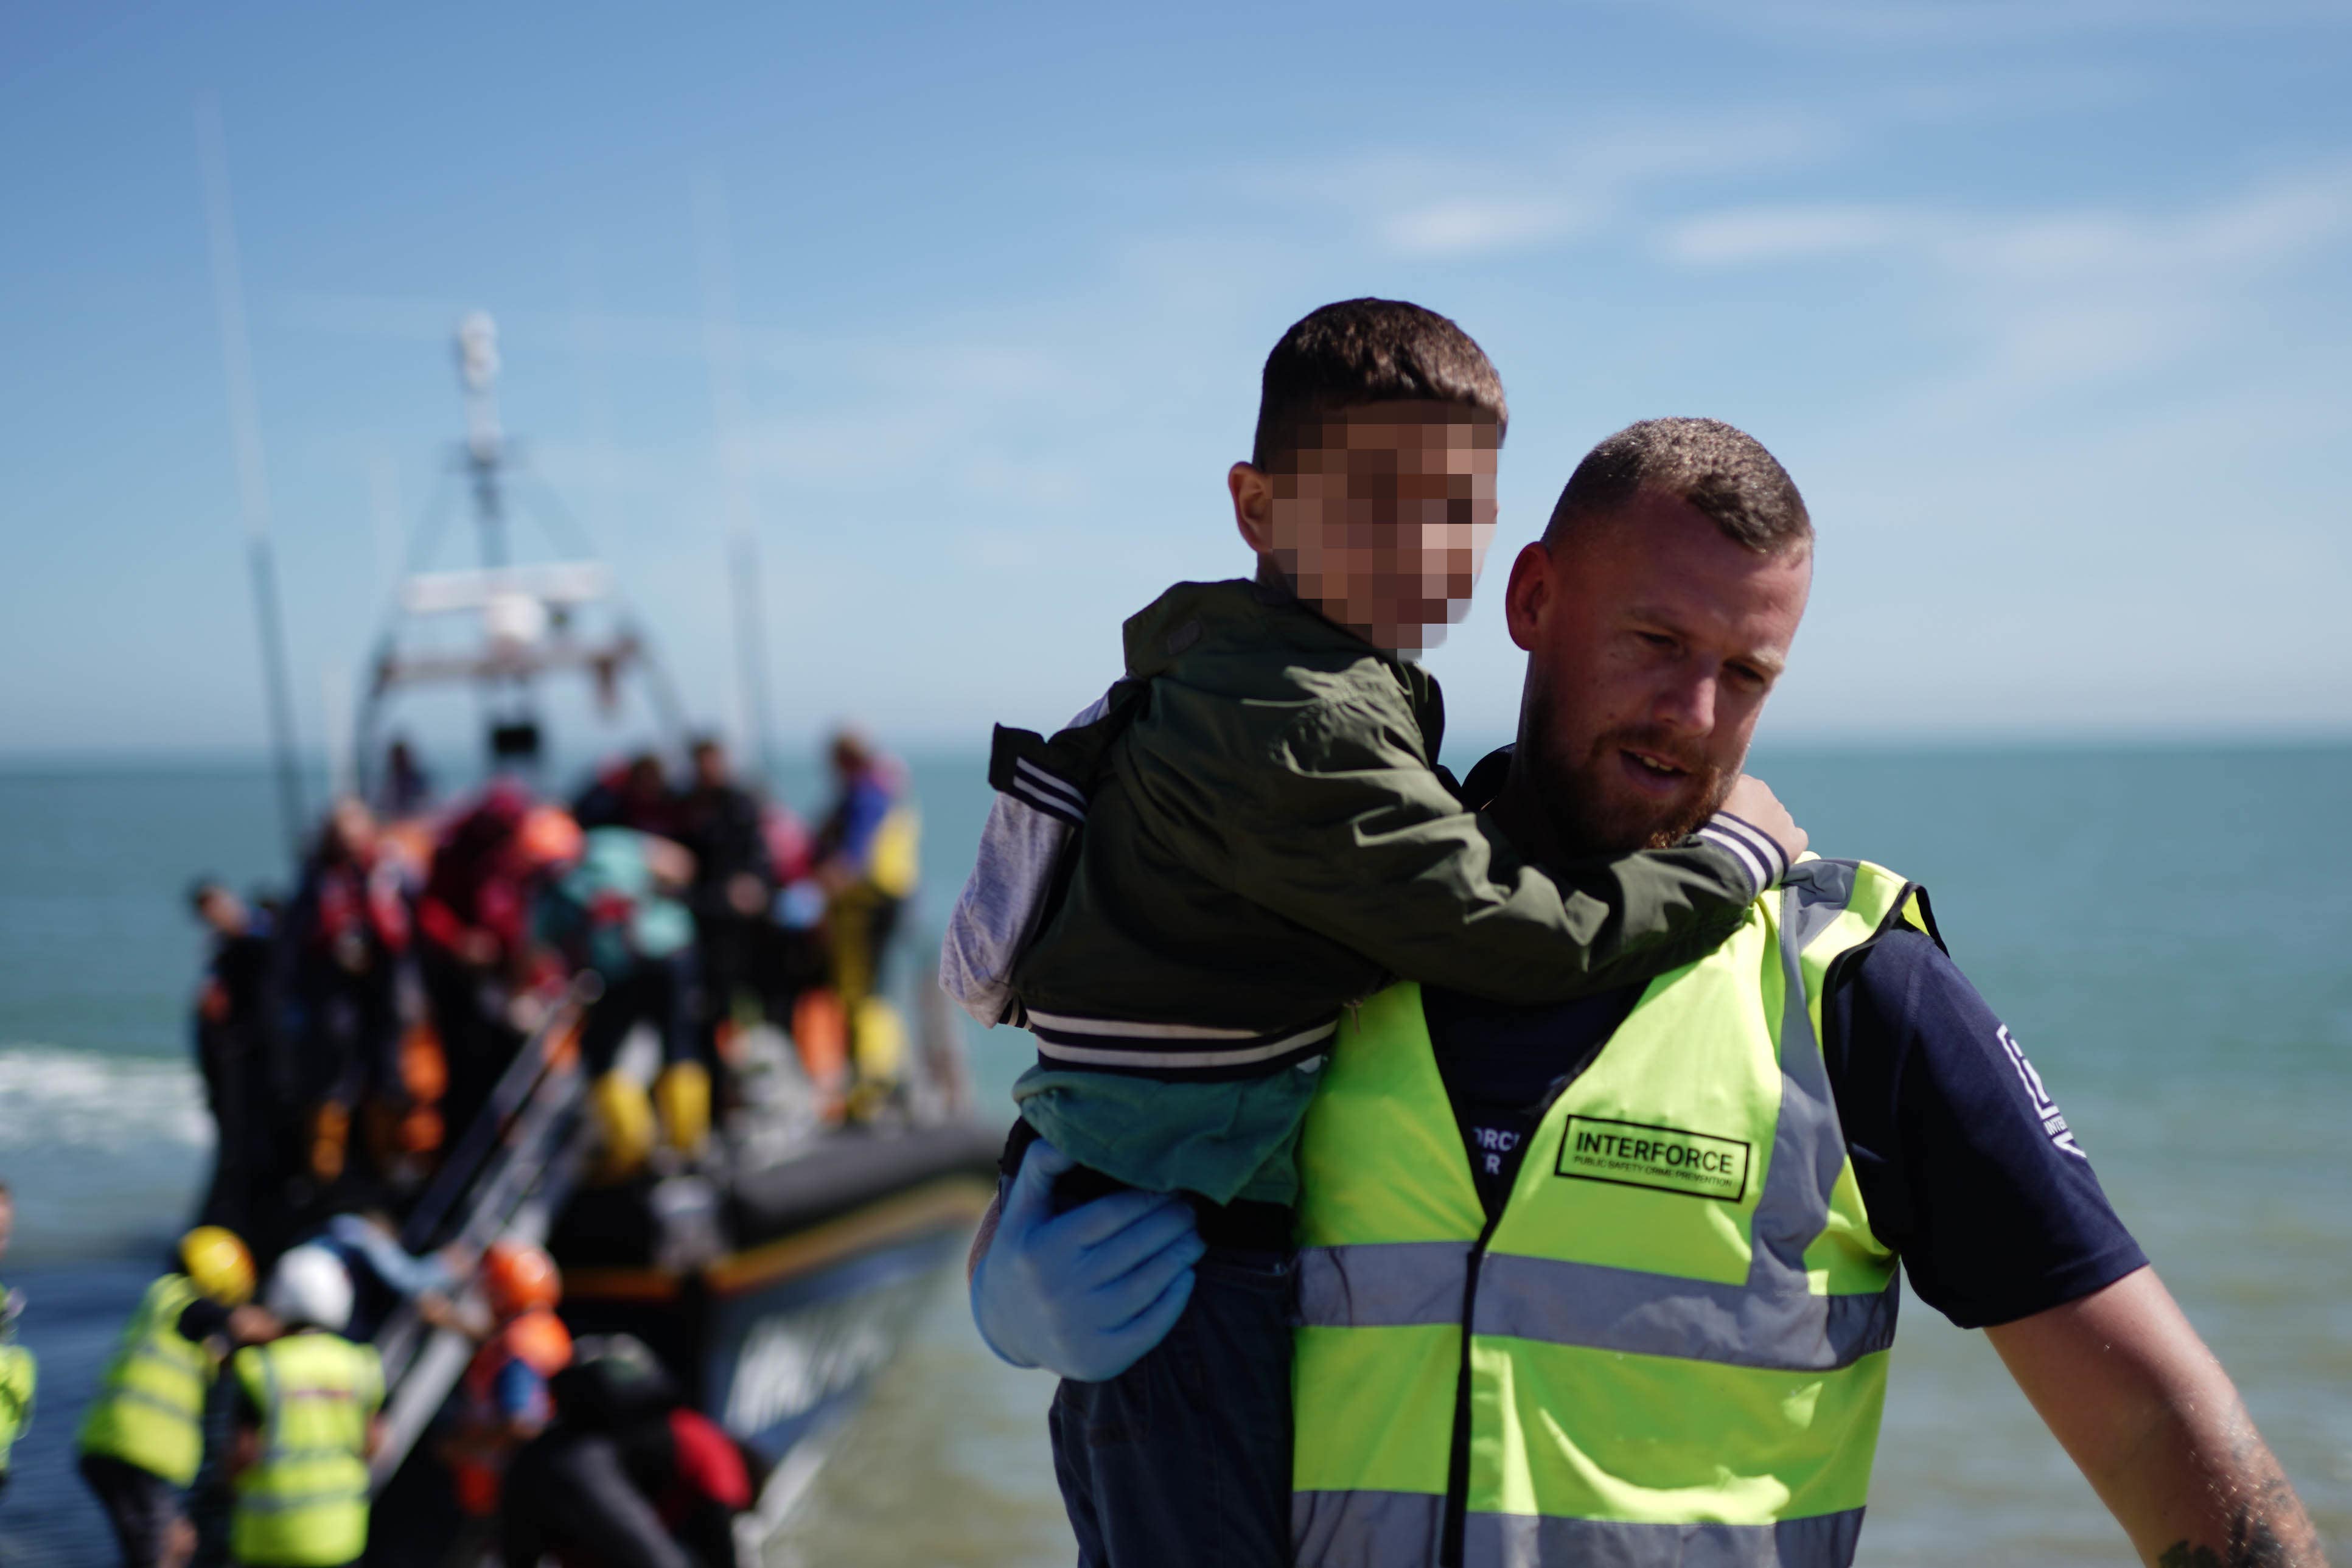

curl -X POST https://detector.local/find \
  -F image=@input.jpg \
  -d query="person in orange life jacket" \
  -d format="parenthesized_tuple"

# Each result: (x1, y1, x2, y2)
(501, 1336, 762, 1568)
(276, 800, 416, 1189)
(440, 1239, 572, 1519)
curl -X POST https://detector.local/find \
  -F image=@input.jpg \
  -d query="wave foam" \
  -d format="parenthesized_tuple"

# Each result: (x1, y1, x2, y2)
(0, 1046, 211, 1152)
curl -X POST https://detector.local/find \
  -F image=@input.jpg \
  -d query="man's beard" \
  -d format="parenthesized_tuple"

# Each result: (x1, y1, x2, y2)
(1526, 716, 1734, 858)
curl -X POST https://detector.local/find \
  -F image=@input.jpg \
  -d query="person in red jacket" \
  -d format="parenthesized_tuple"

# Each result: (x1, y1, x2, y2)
(417, 786, 578, 1149)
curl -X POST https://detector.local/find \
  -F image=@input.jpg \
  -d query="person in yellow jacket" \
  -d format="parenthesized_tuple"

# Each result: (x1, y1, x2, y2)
(971, 417, 2328, 1568)
(225, 1245, 383, 1568)
(0, 1184, 32, 1503)
(812, 728, 919, 1117)
(79, 1226, 274, 1568)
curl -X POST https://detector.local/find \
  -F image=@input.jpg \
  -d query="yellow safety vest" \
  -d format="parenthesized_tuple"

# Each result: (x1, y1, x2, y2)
(78, 1272, 213, 1486)
(0, 1341, 33, 1472)
(230, 1331, 383, 1568)
(1293, 860, 1932, 1568)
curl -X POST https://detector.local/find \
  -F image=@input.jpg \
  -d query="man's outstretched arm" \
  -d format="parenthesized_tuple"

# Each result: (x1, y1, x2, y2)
(1987, 1266, 2325, 1567)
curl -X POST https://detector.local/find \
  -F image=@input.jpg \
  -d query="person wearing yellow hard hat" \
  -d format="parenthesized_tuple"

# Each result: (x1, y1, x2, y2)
(79, 1226, 279, 1568)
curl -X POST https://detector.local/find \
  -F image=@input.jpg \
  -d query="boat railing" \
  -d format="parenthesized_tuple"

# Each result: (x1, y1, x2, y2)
(367, 983, 599, 1493)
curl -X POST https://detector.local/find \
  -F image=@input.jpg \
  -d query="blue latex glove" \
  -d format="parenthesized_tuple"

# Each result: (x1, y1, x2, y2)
(971, 1137, 1205, 1382)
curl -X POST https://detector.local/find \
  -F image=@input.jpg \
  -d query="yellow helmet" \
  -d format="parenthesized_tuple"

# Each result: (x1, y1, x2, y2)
(180, 1226, 255, 1306)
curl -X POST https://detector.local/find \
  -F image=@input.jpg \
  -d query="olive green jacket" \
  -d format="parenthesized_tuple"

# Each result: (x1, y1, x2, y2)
(1004, 577, 1771, 1204)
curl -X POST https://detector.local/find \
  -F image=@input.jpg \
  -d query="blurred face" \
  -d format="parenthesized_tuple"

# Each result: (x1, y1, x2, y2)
(198, 888, 248, 936)
(1504, 489, 1810, 855)
(0, 1195, 13, 1260)
(329, 798, 377, 862)
(1230, 400, 1501, 653)
(693, 745, 727, 789)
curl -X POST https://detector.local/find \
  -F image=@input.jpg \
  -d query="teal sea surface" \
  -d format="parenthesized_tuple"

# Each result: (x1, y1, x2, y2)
(0, 744, 2346, 1564)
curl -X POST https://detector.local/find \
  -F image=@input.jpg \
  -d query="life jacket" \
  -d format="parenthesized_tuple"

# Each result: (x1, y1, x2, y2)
(452, 1309, 573, 1516)
(77, 1273, 213, 1486)
(229, 1331, 383, 1568)
(1291, 860, 1934, 1568)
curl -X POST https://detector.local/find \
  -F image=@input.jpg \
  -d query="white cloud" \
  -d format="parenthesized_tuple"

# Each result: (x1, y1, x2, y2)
(1655, 166, 2352, 403)
(1381, 197, 1587, 259)
(1637, 0, 2352, 45)
(1663, 204, 1914, 265)
(1249, 113, 1840, 262)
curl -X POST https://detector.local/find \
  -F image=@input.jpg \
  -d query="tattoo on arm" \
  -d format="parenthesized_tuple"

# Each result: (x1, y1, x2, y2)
(2155, 1435, 2312, 1568)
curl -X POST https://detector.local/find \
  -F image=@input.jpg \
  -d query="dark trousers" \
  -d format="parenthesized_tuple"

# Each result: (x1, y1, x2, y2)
(1047, 1246, 1295, 1568)
(579, 953, 703, 1078)
(79, 1452, 182, 1568)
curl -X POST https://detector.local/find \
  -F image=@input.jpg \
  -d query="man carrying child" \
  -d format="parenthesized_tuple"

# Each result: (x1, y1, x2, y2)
(947, 299, 1802, 1565)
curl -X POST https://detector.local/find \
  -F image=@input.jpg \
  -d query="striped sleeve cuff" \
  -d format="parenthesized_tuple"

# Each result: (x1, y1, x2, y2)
(1695, 811, 1791, 897)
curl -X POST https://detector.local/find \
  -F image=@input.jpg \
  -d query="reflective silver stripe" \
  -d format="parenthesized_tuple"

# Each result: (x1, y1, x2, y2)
(1300, 1244, 1893, 1370)
(1296, 1242, 1472, 1329)
(1779, 860, 1859, 957)
(1031, 1019, 1336, 1070)
(1293, 1489, 1445, 1568)
(1465, 1507, 1866, 1567)
(1011, 756, 1087, 812)
(1747, 877, 1855, 1315)
(1472, 1256, 1896, 1372)
(236, 1484, 366, 1513)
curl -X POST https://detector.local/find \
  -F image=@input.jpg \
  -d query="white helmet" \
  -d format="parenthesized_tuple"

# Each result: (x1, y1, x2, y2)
(265, 1244, 354, 1333)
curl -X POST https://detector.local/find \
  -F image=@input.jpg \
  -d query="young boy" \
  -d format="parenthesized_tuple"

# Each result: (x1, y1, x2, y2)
(947, 299, 1801, 1565)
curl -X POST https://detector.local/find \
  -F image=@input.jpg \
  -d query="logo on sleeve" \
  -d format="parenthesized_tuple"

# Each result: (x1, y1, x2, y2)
(1555, 1115, 1750, 1202)
(1997, 1025, 2085, 1159)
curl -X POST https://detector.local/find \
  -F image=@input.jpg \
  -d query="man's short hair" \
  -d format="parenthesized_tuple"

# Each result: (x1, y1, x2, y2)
(1543, 417, 1810, 553)
(1251, 298, 1508, 472)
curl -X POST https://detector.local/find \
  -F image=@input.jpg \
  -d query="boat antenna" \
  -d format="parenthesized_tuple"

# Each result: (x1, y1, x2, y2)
(456, 310, 508, 568)
(454, 312, 547, 777)
(197, 97, 307, 865)
(695, 173, 778, 787)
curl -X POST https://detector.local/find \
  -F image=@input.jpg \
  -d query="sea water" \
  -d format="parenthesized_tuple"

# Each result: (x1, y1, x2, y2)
(1, 747, 2346, 1565)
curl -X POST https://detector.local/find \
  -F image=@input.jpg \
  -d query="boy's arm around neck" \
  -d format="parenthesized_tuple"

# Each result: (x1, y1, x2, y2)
(1128, 669, 1768, 1005)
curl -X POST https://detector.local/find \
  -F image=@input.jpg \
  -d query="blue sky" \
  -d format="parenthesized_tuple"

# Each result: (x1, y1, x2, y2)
(4, 1, 2349, 765)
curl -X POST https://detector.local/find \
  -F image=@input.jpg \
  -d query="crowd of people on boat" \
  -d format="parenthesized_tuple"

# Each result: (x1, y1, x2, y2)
(0, 728, 919, 1568)
(188, 728, 919, 1260)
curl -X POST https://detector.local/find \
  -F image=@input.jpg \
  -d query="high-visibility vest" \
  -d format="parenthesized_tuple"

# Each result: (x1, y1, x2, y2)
(0, 1341, 33, 1472)
(77, 1273, 213, 1486)
(229, 1331, 383, 1568)
(1293, 859, 1932, 1568)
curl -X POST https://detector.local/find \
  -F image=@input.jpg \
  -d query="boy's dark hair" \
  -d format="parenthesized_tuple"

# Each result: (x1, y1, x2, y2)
(1544, 417, 1810, 554)
(1251, 299, 1508, 472)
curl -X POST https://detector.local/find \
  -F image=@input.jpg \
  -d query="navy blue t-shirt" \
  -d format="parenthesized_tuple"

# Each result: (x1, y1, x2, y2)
(1424, 928, 2148, 1329)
